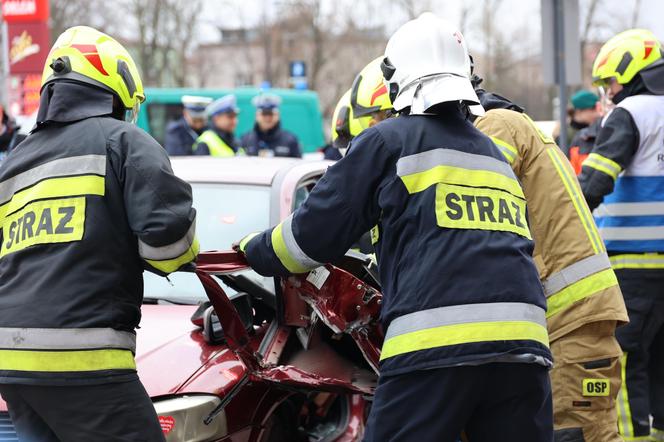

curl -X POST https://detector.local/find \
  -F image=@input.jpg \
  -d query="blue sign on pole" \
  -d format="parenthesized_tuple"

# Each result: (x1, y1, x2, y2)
(290, 61, 306, 78)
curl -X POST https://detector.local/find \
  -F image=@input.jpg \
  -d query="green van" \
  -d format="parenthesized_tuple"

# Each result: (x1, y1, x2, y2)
(137, 88, 325, 153)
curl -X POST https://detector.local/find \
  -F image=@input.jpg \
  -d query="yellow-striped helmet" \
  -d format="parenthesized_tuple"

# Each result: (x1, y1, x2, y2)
(592, 29, 662, 86)
(42, 26, 145, 120)
(350, 56, 393, 119)
(330, 89, 371, 151)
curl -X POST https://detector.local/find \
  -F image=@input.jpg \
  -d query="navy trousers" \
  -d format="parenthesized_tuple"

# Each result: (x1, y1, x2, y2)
(364, 363, 553, 442)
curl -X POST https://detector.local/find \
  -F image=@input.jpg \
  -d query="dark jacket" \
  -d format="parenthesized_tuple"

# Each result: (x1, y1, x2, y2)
(568, 119, 601, 175)
(243, 108, 551, 376)
(0, 82, 198, 385)
(164, 117, 205, 156)
(241, 122, 301, 158)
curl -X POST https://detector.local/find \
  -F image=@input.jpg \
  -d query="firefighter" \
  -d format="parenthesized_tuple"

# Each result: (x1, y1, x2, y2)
(193, 94, 243, 156)
(579, 29, 664, 441)
(471, 69, 628, 441)
(237, 14, 553, 441)
(0, 26, 198, 441)
(164, 95, 211, 156)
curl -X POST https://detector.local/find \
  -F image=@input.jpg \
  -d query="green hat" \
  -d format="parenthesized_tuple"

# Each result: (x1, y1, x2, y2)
(571, 90, 599, 110)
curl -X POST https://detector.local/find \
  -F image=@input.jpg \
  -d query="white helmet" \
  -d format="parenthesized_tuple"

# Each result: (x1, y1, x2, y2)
(381, 12, 484, 116)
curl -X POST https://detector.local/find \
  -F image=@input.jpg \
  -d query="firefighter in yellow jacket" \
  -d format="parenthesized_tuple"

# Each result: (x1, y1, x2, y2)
(471, 72, 628, 441)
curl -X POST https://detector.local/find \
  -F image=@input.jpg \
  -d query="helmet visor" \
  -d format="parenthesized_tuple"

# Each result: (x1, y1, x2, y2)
(125, 101, 141, 124)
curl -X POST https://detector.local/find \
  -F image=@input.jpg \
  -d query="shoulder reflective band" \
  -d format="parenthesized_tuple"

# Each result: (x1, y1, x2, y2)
(545, 268, 618, 318)
(582, 153, 622, 180)
(582, 378, 610, 397)
(271, 214, 323, 274)
(0, 327, 136, 352)
(145, 237, 200, 274)
(1, 197, 86, 258)
(396, 148, 524, 198)
(139, 217, 197, 261)
(0, 349, 136, 372)
(610, 253, 664, 269)
(546, 147, 605, 254)
(595, 201, 664, 217)
(490, 136, 518, 164)
(435, 182, 531, 239)
(599, 225, 664, 241)
(380, 302, 548, 361)
(543, 253, 612, 295)
(0, 155, 106, 206)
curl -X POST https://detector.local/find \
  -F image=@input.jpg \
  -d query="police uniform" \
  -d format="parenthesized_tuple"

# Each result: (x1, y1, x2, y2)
(193, 95, 242, 157)
(241, 107, 553, 442)
(164, 95, 211, 156)
(474, 88, 628, 442)
(241, 95, 302, 158)
(0, 81, 198, 441)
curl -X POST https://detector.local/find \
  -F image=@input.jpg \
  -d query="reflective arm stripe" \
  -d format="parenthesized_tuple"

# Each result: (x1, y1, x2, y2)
(145, 237, 199, 274)
(582, 153, 622, 180)
(381, 302, 548, 361)
(490, 136, 518, 164)
(239, 232, 259, 253)
(545, 269, 618, 318)
(0, 327, 136, 352)
(0, 175, 105, 221)
(542, 253, 612, 296)
(397, 148, 524, 197)
(270, 215, 323, 274)
(546, 147, 605, 254)
(609, 253, 664, 269)
(0, 349, 136, 372)
(139, 218, 197, 261)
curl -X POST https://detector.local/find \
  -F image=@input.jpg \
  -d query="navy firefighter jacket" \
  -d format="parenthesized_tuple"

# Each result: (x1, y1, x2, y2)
(243, 108, 552, 377)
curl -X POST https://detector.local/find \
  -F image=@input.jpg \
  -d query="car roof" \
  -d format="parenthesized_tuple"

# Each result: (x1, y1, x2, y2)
(170, 156, 325, 186)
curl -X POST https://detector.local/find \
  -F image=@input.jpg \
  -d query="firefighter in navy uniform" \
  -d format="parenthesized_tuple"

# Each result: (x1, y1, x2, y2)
(237, 14, 553, 442)
(579, 29, 664, 441)
(0, 26, 198, 441)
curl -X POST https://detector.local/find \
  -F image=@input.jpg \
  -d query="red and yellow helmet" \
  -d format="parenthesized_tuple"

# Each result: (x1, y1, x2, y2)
(350, 56, 393, 119)
(592, 29, 662, 87)
(330, 89, 370, 150)
(42, 26, 145, 120)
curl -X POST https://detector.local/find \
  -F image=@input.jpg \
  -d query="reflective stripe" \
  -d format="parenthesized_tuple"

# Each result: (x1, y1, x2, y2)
(0, 328, 136, 352)
(270, 215, 323, 273)
(397, 148, 524, 197)
(146, 237, 199, 274)
(490, 136, 517, 164)
(381, 302, 549, 360)
(617, 352, 634, 438)
(0, 349, 136, 372)
(542, 253, 612, 296)
(595, 201, 664, 217)
(583, 153, 622, 180)
(139, 218, 197, 261)
(547, 147, 605, 254)
(194, 131, 236, 157)
(239, 232, 259, 253)
(0, 155, 106, 205)
(610, 253, 664, 269)
(600, 225, 664, 241)
(0, 175, 105, 220)
(546, 268, 618, 318)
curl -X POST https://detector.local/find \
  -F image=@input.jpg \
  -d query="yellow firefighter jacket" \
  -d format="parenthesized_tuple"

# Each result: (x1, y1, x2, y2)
(475, 109, 628, 341)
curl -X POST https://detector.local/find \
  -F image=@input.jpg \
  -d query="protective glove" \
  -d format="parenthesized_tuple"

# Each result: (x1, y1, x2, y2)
(233, 232, 259, 255)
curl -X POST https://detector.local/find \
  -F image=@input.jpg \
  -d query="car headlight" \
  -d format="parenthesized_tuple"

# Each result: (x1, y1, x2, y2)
(153, 395, 228, 442)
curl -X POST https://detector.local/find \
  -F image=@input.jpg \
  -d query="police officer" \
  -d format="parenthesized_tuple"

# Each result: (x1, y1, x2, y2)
(579, 29, 664, 441)
(568, 90, 603, 174)
(193, 95, 243, 157)
(164, 95, 212, 156)
(0, 26, 198, 441)
(237, 14, 553, 441)
(470, 70, 628, 442)
(240, 94, 301, 158)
